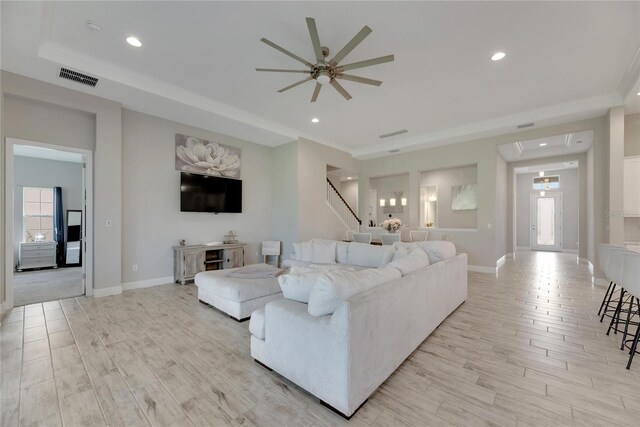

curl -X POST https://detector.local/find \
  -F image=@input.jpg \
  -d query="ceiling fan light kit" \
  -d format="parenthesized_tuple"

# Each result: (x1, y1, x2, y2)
(256, 17, 394, 102)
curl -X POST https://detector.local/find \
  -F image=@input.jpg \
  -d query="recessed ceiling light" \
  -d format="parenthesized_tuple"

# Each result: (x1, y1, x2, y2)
(637, 91, 640, 96)
(491, 51, 506, 61)
(311, 118, 319, 123)
(346, 176, 352, 180)
(539, 143, 547, 147)
(86, 20, 101, 32)
(126, 36, 142, 47)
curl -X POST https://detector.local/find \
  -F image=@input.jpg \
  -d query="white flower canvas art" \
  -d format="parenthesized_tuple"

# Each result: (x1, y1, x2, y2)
(451, 184, 478, 210)
(175, 134, 241, 178)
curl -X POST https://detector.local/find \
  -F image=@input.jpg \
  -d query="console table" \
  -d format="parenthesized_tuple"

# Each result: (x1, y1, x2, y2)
(172, 243, 245, 285)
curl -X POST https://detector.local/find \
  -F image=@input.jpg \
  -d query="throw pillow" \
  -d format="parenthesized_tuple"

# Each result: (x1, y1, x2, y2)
(307, 266, 401, 316)
(391, 245, 411, 262)
(412, 241, 456, 264)
(388, 248, 430, 276)
(311, 239, 337, 264)
(292, 241, 313, 262)
(278, 266, 323, 303)
(336, 241, 349, 264)
(347, 242, 396, 268)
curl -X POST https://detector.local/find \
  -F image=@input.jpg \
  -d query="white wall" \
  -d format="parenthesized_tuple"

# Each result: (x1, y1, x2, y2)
(121, 109, 274, 283)
(419, 165, 478, 229)
(12, 156, 83, 266)
(515, 168, 579, 251)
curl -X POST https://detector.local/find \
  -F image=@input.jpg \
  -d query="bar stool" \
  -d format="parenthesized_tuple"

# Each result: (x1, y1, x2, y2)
(606, 248, 634, 336)
(600, 246, 629, 323)
(620, 252, 640, 369)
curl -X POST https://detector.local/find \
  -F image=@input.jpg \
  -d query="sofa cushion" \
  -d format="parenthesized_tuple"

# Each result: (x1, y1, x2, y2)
(393, 241, 456, 264)
(391, 245, 411, 262)
(311, 240, 337, 264)
(336, 241, 349, 264)
(347, 242, 395, 268)
(249, 308, 265, 339)
(388, 248, 430, 276)
(307, 266, 401, 316)
(293, 241, 313, 262)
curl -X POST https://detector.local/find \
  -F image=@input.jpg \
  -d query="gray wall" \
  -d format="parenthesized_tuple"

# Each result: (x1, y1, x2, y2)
(121, 109, 275, 283)
(3, 71, 122, 292)
(341, 180, 358, 212)
(359, 116, 608, 269)
(515, 168, 579, 251)
(12, 157, 83, 266)
(369, 174, 410, 225)
(625, 113, 640, 157)
(495, 154, 508, 260)
(419, 165, 478, 229)
(507, 153, 587, 259)
(296, 138, 360, 255)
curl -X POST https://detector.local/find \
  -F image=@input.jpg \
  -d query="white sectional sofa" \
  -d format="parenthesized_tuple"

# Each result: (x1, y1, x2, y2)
(250, 239, 467, 418)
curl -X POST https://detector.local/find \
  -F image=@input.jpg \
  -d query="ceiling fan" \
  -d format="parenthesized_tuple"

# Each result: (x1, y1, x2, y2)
(256, 18, 394, 102)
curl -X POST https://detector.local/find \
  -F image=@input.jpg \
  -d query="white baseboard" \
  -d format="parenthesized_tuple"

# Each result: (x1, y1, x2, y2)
(122, 276, 174, 291)
(496, 255, 506, 269)
(468, 265, 496, 274)
(578, 257, 589, 264)
(588, 260, 595, 275)
(93, 285, 123, 298)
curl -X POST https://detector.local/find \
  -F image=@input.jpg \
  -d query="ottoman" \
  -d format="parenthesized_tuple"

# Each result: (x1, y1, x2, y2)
(194, 265, 284, 321)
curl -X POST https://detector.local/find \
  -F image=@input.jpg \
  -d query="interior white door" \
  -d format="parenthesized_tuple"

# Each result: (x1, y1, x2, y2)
(530, 192, 562, 252)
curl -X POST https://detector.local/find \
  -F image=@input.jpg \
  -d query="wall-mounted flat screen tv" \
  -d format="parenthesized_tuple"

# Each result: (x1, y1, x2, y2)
(180, 173, 242, 213)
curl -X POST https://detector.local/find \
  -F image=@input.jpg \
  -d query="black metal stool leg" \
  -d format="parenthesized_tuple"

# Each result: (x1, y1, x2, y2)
(620, 296, 635, 350)
(607, 289, 625, 336)
(626, 319, 640, 370)
(598, 281, 613, 316)
(601, 283, 617, 323)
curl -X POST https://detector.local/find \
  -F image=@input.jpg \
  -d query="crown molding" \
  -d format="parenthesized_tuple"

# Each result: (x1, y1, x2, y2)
(351, 93, 621, 159)
(618, 44, 640, 99)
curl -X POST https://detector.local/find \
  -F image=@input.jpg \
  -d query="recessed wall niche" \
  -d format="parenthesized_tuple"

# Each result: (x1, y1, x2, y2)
(368, 174, 410, 227)
(420, 165, 478, 229)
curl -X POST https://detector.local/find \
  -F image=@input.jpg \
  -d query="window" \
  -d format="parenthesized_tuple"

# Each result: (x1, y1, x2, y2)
(533, 176, 560, 190)
(23, 187, 54, 242)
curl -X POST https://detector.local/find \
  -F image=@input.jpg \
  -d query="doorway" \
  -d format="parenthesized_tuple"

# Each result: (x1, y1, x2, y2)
(530, 192, 562, 252)
(4, 138, 93, 307)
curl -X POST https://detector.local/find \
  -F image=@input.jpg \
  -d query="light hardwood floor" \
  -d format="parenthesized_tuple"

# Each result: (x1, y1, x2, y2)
(1, 251, 639, 426)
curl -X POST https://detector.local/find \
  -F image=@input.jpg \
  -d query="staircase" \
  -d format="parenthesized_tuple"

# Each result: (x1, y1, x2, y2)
(326, 178, 361, 232)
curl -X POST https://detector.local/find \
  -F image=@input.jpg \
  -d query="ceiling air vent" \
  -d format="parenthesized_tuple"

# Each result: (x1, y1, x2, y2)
(379, 129, 408, 139)
(517, 122, 534, 129)
(388, 149, 400, 153)
(59, 68, 98, 87)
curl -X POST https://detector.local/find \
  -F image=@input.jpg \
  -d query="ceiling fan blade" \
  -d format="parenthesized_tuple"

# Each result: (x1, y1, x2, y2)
(338, 54, 395, 72)
(278, 77, 313, 93)
(256, 68, 310, 73)
(337, 74, 382, 86)
(261, 38, 314, 68)
(310, 82, 322, 102)
(306, 18, 324, 64)
(330, 79, 352, 100)
(329, 26, 372, 65)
